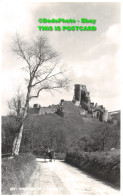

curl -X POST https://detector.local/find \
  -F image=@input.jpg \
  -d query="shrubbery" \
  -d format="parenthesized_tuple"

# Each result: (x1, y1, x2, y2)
(55, 152, 66, 160)
(2, 153, 37, 195)
(65, 150, 120, 188)
(2, 116, 21, 154)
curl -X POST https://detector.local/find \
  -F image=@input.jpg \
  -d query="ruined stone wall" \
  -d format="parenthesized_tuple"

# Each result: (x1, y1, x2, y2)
(28, 108, 40, 115)
(102, 110, 108, 121)
(39, 107, 56, 115)
(28, 104, 58, 115)
(74, 84, 82, 102)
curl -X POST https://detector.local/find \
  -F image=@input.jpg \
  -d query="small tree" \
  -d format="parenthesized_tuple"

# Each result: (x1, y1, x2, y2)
(11, 34, 69, 155)
(78, 134, 94, 152)
(92, 123, 114, 151)
(8, 87, 25, 117)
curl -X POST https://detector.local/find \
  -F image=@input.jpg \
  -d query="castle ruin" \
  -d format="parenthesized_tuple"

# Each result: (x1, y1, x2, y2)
(73, 84, 108, 121)
(28, 84, 108, 122)
(28, 103, 58, 115)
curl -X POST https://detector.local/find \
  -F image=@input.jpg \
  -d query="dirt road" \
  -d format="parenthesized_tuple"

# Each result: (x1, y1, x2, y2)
(21, 158, 120, 195)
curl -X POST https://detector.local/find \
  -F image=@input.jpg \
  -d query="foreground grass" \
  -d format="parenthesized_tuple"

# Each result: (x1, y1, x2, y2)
(2, 153, 37, 195)
(65, 150, 120, 188)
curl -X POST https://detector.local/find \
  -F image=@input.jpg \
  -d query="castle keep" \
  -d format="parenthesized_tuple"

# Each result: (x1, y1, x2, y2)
(72, 84, 108, 121)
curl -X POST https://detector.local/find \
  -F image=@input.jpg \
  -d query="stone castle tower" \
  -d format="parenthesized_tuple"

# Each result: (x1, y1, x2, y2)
(73, 84, 91, 108)
(73, 84, 108, 122)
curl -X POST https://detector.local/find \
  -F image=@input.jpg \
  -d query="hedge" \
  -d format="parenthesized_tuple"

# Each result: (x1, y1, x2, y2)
(2, 153, 37, 195)
(65, 150, 120, 188)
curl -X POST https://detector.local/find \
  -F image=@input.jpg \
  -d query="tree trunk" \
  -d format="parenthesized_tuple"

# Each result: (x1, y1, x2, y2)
(12, 124, 24, 155)
(12, 87, 31, 155)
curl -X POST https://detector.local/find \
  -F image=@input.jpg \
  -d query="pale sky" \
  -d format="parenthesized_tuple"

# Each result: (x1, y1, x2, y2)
(1, 1, 121, 115)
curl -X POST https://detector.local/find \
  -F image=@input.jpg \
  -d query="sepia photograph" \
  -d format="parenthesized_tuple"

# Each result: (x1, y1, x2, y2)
(1, 0, 121, 195)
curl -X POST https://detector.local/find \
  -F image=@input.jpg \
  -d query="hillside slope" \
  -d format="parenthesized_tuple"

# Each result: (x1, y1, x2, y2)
(2, 101, 119, 154)
(22, 101, 102, 152)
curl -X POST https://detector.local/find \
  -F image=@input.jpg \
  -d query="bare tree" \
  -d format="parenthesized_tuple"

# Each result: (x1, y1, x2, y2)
(11, 34, 69, 155)
(8, 87, 25, 116)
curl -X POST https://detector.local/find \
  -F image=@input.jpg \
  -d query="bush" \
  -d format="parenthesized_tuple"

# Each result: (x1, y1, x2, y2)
(65, 150, 120, 188)
(2, 153, 37, 195)
(55, 152, 66, 160)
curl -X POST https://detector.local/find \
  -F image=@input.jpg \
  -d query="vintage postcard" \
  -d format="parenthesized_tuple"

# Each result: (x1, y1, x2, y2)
(1, 0, 121, 195)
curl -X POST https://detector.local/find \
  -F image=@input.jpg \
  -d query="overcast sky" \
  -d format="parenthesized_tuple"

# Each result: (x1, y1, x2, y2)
(1, 1, 121, 115)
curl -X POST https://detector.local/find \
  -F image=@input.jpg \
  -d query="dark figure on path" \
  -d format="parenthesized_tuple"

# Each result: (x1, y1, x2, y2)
(43, 150, 47, 162)
(43, 147, 50, 162)
(48, 149, 55, 162)
(52, 151, 55, 161)
(48, 150, 53, 162)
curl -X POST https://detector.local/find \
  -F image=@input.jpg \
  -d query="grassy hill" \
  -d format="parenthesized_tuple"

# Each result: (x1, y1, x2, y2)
(2, 101, 120, 154)
(21, 101, 102, 153)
